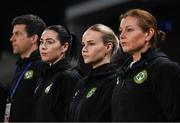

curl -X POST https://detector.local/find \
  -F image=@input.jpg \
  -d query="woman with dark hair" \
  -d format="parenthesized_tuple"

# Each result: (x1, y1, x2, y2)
(112, 8, 180, 121)
(32, 25, 82, 121)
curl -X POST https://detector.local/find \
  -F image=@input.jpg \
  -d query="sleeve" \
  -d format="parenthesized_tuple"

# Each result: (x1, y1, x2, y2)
(153, 61, 180, 121)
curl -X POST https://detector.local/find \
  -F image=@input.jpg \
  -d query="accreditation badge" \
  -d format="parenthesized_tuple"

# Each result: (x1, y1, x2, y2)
(4, 102, 12, 122)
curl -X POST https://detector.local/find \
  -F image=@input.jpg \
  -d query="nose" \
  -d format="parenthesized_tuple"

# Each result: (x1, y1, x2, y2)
(82, 46, 88, 56)
(10, 35, 15, 42)
(81, 45, 87, 53)
(119, 31, 125, 40)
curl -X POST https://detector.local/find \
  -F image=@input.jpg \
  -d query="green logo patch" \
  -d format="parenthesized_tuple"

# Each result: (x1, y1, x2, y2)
(24, 70, 33, 79)
(86, 87, 97, 98)
(133, 70, 147, 84)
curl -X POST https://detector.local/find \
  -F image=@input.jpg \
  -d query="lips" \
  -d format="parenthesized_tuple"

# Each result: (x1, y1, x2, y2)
(40, 52, 47, 56)
(12, 44, 17, 47)
(82, 55, 89, 59)
(120, 42, 127, 47)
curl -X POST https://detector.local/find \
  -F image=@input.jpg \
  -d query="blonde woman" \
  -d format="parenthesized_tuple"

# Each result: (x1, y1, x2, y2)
(66, 24, 119, 121)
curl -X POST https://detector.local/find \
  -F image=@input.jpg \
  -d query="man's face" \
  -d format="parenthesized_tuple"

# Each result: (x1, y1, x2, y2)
(10, 24, 34, 57)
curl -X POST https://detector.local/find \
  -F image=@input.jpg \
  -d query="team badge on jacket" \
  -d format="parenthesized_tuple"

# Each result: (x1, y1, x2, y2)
(45, 83, 53, 94)
(86, 87, 97, 98)
(24, 70, 33, 79)
(133, 70, 147, 84)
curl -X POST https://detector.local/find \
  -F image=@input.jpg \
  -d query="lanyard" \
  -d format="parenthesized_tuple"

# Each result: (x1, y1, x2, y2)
(10, 62, 32, 98)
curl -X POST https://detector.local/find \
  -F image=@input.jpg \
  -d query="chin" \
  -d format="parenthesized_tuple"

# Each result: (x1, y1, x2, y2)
(13, 50, 18, 54)
(41, 58, 49, 62)
(83, 60, 90, 64)
(122, 48, 129, 53)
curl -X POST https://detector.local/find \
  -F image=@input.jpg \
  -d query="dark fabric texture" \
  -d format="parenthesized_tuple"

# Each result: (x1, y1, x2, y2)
(0, 82, 7, 122)
(32, 58, 82, 122)
(9, 49, 43, 122)
(112, 48, 180, 121)
(66, 63, 118, 122)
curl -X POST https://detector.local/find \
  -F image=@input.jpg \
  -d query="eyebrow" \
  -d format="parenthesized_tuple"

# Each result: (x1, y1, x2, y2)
(82, 39, 94, 43)
(126, 25, 134, 28)
(120, 25, 133, 28)
(40, 38, 56, 41)
(119, 25, 133, 30)
(87, 40, 94, 42)
(87, 40, 94, 43)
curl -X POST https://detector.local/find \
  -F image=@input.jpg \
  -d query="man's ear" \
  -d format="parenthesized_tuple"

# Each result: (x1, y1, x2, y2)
(31, 34, 39, 44)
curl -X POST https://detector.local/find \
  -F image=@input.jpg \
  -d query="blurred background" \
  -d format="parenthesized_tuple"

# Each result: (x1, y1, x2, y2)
(0, 0, 180, 87)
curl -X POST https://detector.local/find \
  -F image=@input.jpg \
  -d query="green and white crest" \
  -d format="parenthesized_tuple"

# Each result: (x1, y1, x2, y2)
(45, 83, 53, 94)
(86, 87, 97, 98)
(24, 70, 33, 79)
(133, 70, 147, 84)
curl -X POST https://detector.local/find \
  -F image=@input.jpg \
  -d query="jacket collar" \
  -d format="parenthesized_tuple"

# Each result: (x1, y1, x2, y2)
(16, 49, 40, 66)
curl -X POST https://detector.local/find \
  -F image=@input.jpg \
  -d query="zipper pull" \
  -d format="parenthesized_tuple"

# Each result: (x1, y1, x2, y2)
(121, 80, 125, 88)
(116, 77, 120, 85)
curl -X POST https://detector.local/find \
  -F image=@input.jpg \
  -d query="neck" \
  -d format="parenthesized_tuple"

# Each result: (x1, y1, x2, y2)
(21, 45, 38, 59)
(132, 45, 150, 62)
(92, 57, 110, 69)
(49, 55, 65, 65)
(132, 53, 141, 62)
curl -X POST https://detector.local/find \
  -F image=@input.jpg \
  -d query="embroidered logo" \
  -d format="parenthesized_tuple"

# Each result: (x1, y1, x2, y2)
(24, 70, 33, 79)
(133, 70, 147, 84)
(86, 87, 97, 98)
(45, 83, 53, 94)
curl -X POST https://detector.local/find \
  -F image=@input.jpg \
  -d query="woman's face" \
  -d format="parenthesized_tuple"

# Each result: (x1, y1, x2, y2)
(119, 16, 149, 55)
(82, 30, 110, 68)
(39, 29, 66, 64)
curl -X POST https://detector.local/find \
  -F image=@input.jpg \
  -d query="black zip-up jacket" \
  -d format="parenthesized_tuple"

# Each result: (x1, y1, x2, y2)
(112, 48, 180, 121)
(0, 82, 7, 121)
(66, 63, 118, 121)
(32, 58, 82, 122)
(9, 49, 43, 122)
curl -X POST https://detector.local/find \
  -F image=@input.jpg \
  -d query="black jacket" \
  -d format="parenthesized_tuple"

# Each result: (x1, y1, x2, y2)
(32, 58, 82, 122)
(0, 82, 7, 122)
(9, 49, 43, 122)
(112, 48, 180, 121)
(67, 63, 118, 121)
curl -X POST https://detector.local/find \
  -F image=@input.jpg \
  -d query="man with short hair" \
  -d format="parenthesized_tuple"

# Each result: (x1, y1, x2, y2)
(5, 14, 46, 122)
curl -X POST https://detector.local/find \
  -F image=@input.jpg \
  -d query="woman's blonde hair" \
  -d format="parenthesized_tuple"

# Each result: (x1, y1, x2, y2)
(84, 24, 119, 58)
